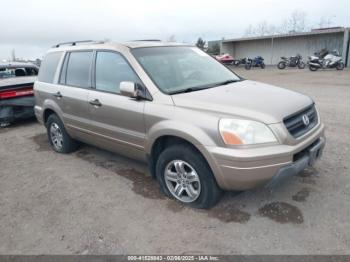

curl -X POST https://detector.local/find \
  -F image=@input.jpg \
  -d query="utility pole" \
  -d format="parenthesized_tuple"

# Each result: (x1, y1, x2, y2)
(11, 49, 16, 62)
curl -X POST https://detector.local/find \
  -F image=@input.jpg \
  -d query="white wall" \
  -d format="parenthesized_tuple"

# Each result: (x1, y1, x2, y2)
(222, 32, 345, 65)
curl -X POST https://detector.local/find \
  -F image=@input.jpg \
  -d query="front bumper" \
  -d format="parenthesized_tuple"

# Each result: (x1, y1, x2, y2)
(204, 123, 325, 190)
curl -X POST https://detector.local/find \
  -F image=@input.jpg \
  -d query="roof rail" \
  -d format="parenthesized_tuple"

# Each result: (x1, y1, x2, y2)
(52, 40, 104, 48)
(132, 39, 162, 42)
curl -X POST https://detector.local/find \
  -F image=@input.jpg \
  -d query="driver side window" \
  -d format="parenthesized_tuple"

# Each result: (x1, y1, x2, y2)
(95, 51, 140, 94)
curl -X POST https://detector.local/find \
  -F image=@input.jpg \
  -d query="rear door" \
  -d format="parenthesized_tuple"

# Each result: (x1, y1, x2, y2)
(58, 51, 93, 132)
(87, 51, 146, 153)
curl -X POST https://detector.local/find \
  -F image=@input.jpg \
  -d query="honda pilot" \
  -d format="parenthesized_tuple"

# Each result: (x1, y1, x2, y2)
(34, 40, 325, 208)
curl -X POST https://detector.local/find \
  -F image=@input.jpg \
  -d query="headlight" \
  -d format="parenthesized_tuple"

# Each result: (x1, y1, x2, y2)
(219, 118, 277, 145)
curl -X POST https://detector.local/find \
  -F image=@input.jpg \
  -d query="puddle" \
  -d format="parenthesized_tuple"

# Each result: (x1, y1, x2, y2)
(208, 201, 251, 223)
(292, 188, 311, 202)
(297, 167, 317, 184)
(258, 202, 303, 224)
(32, 133, 51, 152)
(166, 197, 250, 223)
(76, 148, 165, 200)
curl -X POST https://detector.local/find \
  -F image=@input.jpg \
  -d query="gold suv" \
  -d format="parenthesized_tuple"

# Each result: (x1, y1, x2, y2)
(34, 40, 325, 208)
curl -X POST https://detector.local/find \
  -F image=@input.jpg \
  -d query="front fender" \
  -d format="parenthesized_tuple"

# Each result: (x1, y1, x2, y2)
(145, 120, 217, 154)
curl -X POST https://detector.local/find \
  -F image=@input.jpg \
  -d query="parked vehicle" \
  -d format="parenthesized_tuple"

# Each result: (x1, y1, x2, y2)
(34, 40, 325, 208)
(233, 58, 248, 67)
(0, 62, 39, 127)
(277, 54, 305, 69)
(214, 53, 234, 64)
(245, 56, 265, 69)
(308, 49, 344, 71)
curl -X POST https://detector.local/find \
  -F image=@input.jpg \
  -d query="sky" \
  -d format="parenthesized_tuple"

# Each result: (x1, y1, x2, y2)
(1, 0, 349, 60)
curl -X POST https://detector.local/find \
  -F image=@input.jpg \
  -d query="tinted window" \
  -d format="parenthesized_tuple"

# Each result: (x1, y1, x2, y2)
(38, 52, 62, 83)
(95, 52, 140, 93)
(66, 51, 93, 88)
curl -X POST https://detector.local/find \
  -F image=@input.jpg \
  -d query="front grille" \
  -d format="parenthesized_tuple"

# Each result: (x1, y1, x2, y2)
(283, 104, 318, 138)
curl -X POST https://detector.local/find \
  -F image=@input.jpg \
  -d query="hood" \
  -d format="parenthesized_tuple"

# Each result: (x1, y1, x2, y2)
(171, 80, 313, 124)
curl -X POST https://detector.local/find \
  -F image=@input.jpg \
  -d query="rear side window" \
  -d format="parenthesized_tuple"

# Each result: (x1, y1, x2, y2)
(65, 51, 93, 88)
(38, 52, 62, 83)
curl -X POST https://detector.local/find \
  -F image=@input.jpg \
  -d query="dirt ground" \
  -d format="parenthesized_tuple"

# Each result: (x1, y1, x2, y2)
(0, 67, 349, 255)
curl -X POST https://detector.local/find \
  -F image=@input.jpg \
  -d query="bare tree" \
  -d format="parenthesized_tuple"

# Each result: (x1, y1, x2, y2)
(285, 10, 307, 32)
(244, 24, 255, 36)
(243, 9, 308, 37)
(316, 15, 335, 28)
(166, 34, 176, 42)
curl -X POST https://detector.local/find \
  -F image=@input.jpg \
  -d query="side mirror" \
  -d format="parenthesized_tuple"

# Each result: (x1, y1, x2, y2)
(120, 81, 138, 98)
(120, 81, 152, 101)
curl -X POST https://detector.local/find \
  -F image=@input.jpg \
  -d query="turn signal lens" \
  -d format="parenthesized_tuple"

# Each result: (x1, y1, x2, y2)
(221, 131, 243, 145)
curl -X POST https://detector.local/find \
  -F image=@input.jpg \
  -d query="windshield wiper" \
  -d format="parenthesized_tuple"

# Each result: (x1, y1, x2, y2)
(213, 79, 240, 87)
(169, 87, 200, 95)
(169, 79, 240, 95)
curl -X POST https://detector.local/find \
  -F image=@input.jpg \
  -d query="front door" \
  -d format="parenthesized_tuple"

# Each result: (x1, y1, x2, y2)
(88, 51, 146, 158)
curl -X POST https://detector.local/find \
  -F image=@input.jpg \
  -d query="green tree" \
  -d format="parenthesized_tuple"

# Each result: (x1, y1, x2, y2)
(207, 43, 220, 55)
(196, 37, 206, 50)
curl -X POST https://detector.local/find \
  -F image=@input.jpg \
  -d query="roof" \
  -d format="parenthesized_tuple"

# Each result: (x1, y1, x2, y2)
(0, 62, 38, 69)
(222, 27, 348, 43)
(122, 41, 188, 48)
(49, 40, 189, 52)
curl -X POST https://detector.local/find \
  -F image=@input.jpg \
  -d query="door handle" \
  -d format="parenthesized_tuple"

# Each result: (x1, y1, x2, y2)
(53, 91, 62, 98)
(89, 99, 102, 107)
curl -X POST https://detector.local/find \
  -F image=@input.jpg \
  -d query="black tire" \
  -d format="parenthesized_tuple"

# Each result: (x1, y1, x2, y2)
(336, 62, 344, 70)
(46, 114, 79, 153)
(156, 144, 222, 209)
(298, 62, 305, 69)
(260, 63, 265, 69)
(245, 63, 251, 70)
(277, 62, 286, 69)
(309, 65, 318, 71)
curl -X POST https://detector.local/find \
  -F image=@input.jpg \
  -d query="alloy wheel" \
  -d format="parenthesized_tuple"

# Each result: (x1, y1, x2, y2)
(164, 160, 201, 203)
(50, 122, 63, 150)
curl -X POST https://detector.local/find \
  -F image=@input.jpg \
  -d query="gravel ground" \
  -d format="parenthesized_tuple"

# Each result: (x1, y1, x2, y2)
(0, 67, 349, 255)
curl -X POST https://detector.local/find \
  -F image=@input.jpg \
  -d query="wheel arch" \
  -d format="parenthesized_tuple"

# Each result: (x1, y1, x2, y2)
(146, 122, 220, 184)
(42, 99, 65, 125)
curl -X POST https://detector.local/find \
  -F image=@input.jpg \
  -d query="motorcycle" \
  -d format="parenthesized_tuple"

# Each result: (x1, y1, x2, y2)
(245, 56, 265, 70)
(277, 54, 305, 69)
(308, 49, 344, 71)
(233, 57, 248, 67)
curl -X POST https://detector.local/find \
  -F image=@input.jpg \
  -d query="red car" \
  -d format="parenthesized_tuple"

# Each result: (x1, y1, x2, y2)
(0, 62, 39, 127)
(214, 54, 235, 64)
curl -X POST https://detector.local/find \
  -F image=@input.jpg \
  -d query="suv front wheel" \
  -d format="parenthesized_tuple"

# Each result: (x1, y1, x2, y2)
(46, 114, 79, 153)
(156, 144, 222, 209)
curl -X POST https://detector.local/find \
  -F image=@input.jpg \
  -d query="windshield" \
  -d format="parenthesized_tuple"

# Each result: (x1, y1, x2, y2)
(132, 46, 240, 94)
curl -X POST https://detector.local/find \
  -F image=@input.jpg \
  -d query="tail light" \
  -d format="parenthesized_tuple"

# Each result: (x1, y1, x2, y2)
(0, 86, 34, 100)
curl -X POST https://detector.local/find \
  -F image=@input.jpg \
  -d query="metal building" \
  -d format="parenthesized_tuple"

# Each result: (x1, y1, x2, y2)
(218, 27, 350, 66)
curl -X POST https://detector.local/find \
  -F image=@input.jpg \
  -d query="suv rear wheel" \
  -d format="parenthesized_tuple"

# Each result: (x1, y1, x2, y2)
(46, 114, 78, 153)
(156, 144, 222, 209)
